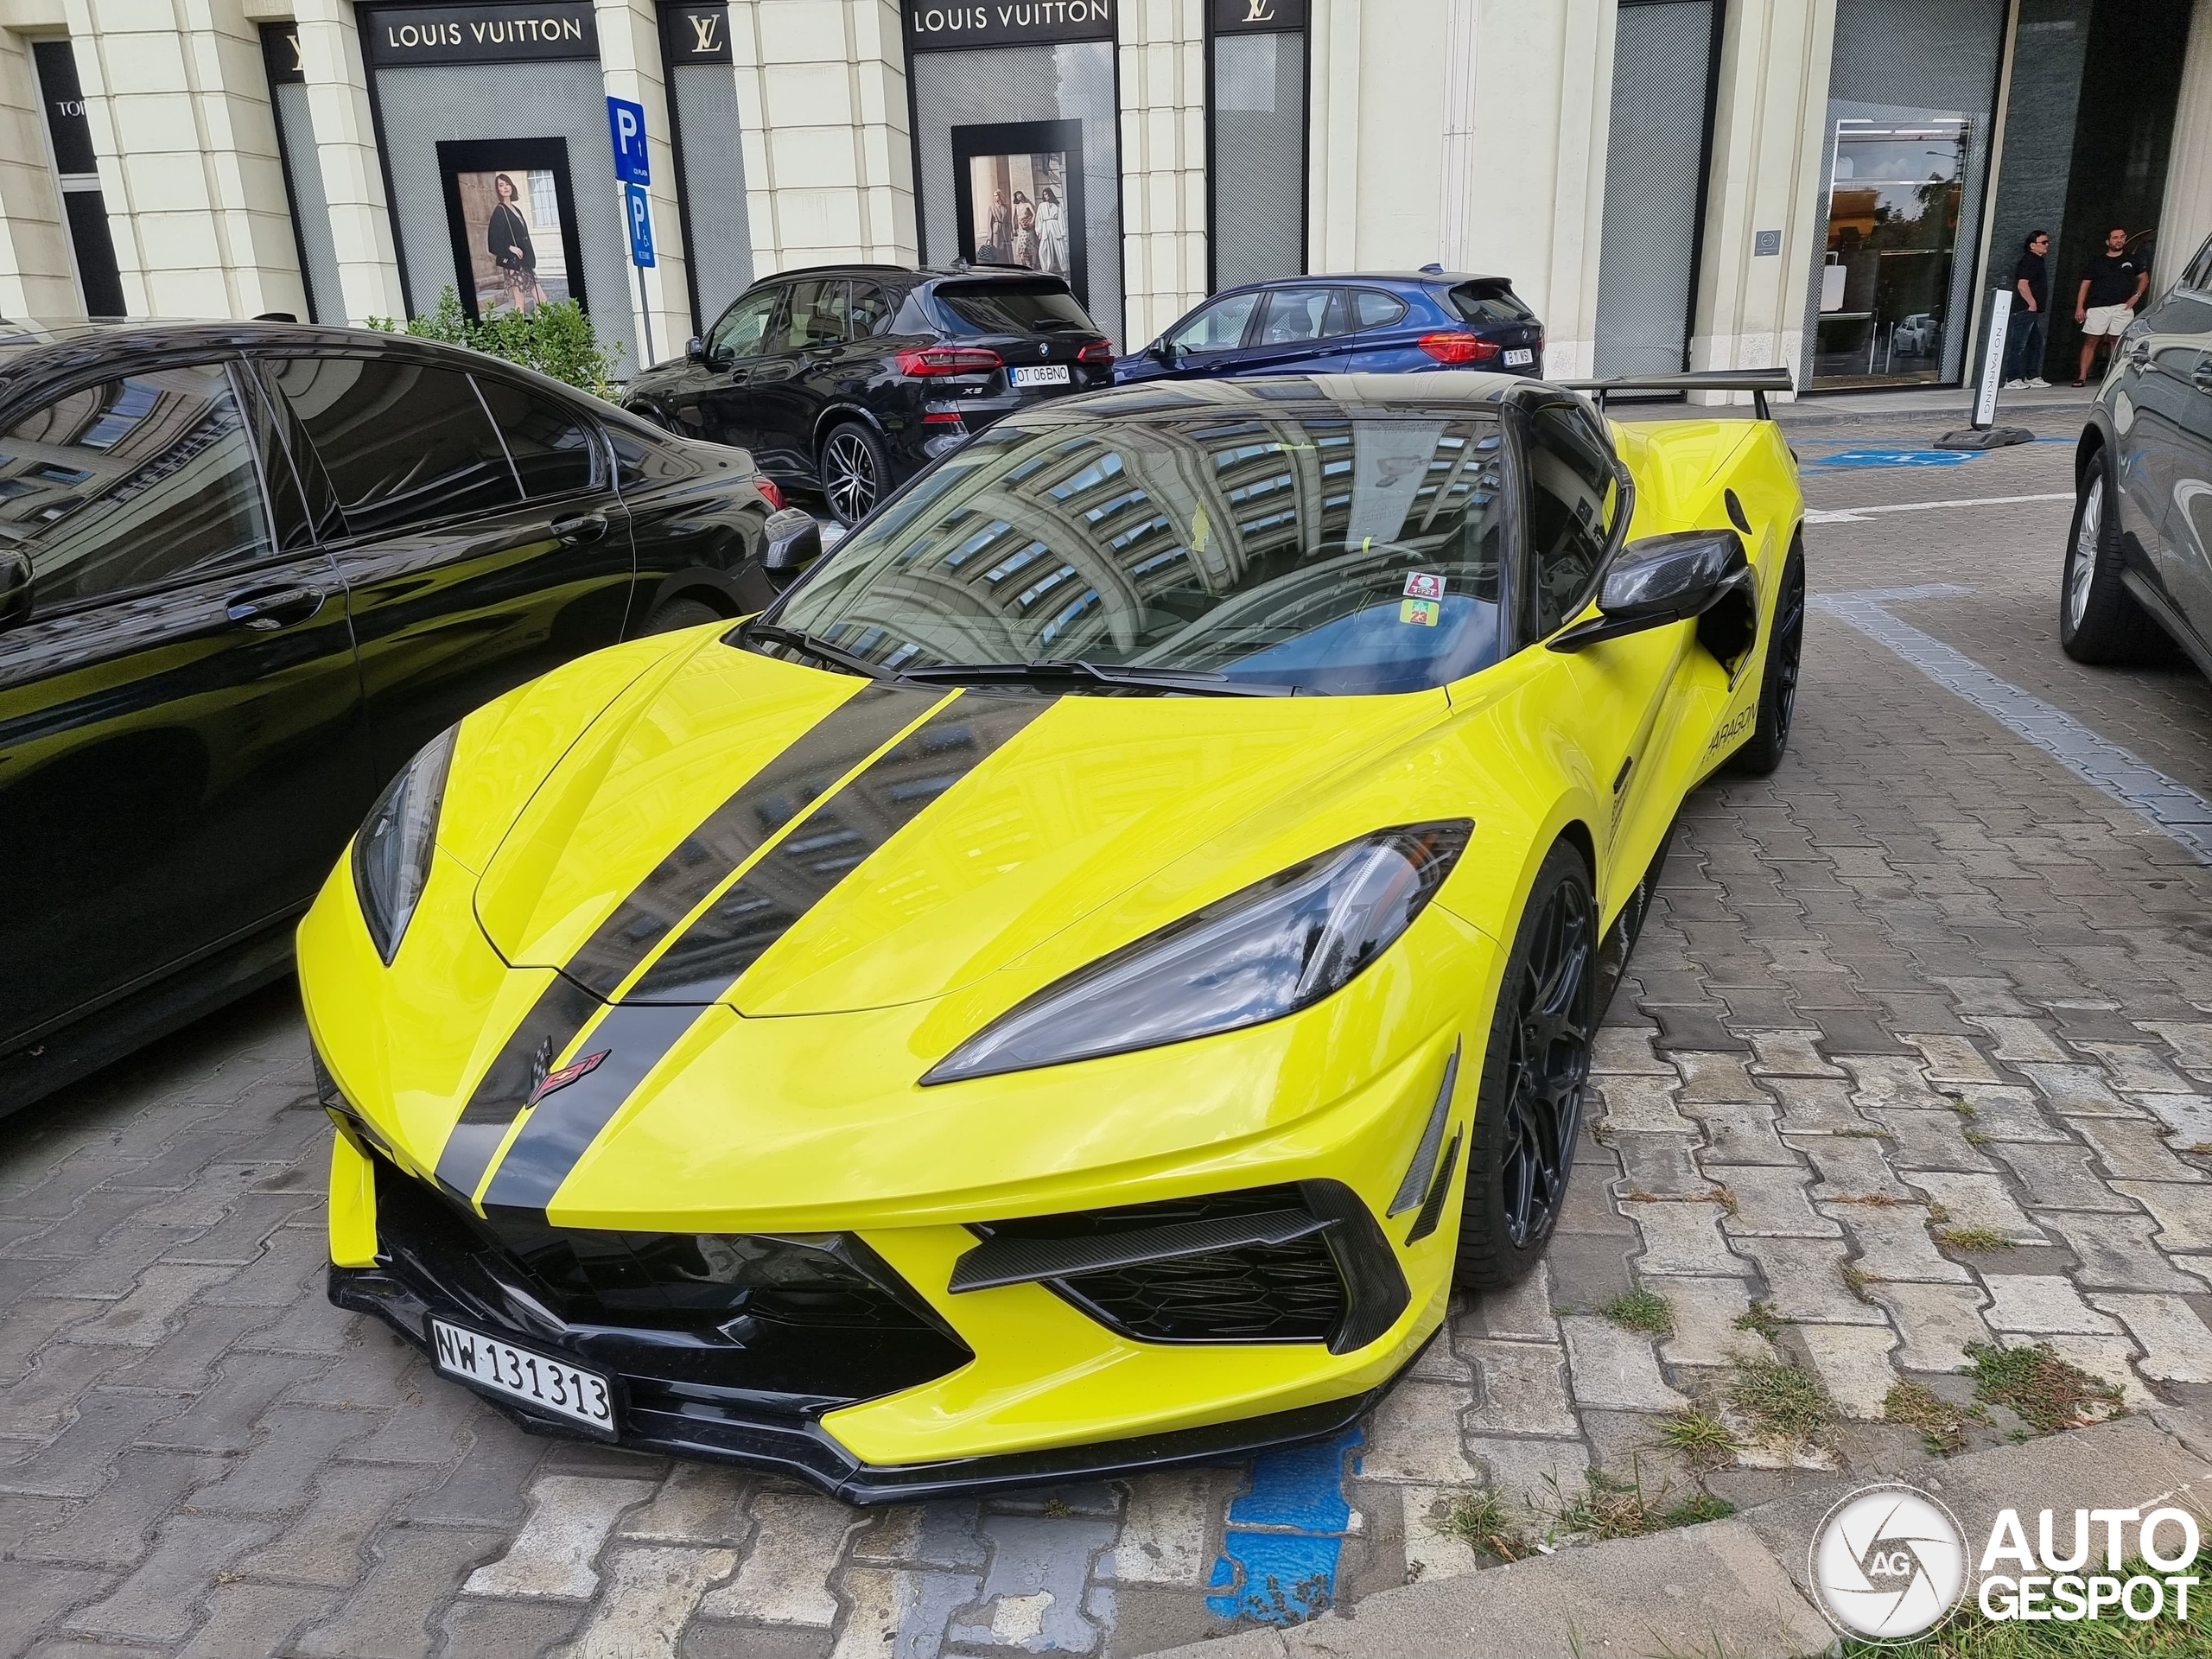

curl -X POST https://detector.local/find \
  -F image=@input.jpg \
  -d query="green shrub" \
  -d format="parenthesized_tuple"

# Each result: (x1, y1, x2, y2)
(365, 288, 622, 399)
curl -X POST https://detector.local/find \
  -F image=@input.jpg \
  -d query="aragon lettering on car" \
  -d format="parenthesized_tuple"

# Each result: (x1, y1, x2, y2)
(469, 691, 1052, 1213)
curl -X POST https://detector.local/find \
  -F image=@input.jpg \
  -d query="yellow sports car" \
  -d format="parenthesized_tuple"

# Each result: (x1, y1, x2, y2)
(301, 369, 1803, 1499)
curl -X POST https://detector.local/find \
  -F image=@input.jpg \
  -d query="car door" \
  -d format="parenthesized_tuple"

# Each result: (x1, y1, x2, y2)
(1513, 400, 1679, 903)
(264, 349, 635, 782)
(1343, 289, 1420, 372)
(1153, 290, 1267, 380)
(1238, 287, 1359, 378)
(745, 277, 849, 483)
(678, 284, 782, 457)
(2120, 254, 2212, 644)
(0, 357, 369, 1046)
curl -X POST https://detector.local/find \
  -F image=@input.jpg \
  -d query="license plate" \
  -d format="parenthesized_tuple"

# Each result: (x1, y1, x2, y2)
(1503, 348, 1534, 367)
(1010, 364, 1071, 387)
(430, 1318, 614, 1433)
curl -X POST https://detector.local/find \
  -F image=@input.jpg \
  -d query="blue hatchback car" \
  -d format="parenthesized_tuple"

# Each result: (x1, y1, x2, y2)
(1115, 269, 1544, 385)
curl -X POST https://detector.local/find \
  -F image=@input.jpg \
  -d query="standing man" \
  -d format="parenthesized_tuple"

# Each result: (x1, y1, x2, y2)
(2074, 226, 2149, 385)
(2004, 230, 2051, 388)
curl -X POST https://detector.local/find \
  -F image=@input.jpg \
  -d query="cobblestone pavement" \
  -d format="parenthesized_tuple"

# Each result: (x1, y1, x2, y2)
(9, 411, 2212, 1658)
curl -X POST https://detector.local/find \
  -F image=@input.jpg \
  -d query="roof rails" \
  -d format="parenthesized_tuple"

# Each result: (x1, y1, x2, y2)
(1560, 367, 1794, 421)
(767, 262, 918, 280)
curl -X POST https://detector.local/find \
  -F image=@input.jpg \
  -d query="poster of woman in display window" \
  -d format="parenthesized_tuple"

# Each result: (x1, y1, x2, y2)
(953, 119, 1084, 297)
(435, 138, 585, 322)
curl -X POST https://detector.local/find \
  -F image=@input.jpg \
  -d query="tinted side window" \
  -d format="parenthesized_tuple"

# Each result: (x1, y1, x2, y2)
(710, 288, 780, 360)
(849, 283, 892, 336)
(1257, 287, 1344, 344)
(474, 377, 597, 499)
(770, 280, 846, 352)
(1353, 289, 1410, 329)
(2185, 236, 2212, 293)
(0, 364, 272, 608)
(273, 356, 519, 536)
(1170, 292, 1261, 353)
(1525, 403, 1618, 637)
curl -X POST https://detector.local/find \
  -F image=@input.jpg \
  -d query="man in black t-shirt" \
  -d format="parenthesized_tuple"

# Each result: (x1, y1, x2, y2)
(2004, 230, 2051, 387)
(2074, 226, 2149, 385)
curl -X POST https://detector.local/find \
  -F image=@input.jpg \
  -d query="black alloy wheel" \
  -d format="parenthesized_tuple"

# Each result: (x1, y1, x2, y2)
(1726, 540, 1805, 776)
(820, 423, 887, 527)
(2059, 450, 2168, 664)
(1454, 843, 1597, 1287)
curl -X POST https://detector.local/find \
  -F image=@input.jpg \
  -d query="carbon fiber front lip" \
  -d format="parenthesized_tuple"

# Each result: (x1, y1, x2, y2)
(330, 1264, 1414, 1503)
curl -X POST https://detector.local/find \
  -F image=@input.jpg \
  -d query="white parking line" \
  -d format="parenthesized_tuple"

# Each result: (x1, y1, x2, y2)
(1804, 493, 2074, 524)
(1815, 585, 2212, 865)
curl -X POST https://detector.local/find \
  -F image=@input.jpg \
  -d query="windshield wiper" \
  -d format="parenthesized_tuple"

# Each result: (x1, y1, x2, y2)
(897, 659, 1297, 697)
(739, 620, 892, 681)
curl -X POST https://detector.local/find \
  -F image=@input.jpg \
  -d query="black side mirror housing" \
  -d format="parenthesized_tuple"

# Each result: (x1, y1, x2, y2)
(686, 335, 706, 364)
(0, 549, 30, 632)
(1548, 529, 1756, 661)
(762, 505, 823, 577)
(1152, 339, 1176, 365)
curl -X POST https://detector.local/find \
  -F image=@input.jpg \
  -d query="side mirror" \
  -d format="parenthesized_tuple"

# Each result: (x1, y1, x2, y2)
(1548, 529, 1756, 660)
(762, 505, 823, 576)
(1151, 339, 1176, 365)
(686, 335, 707, 364)
(0, 548, 30, 632)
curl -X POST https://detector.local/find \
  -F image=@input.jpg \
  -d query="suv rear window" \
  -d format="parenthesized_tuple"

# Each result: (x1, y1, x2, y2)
(933, 280, 1100, 337)
(1448, 280, 1535, 324)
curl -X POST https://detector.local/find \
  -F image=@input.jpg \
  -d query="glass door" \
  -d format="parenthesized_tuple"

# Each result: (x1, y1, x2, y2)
(1813, 117, 1970, 386)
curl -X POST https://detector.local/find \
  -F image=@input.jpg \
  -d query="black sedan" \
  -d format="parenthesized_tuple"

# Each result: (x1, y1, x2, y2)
(0, 319, 813, 1114)
(2063, 231, 2212, 673)
(621, 264, 1115, 525)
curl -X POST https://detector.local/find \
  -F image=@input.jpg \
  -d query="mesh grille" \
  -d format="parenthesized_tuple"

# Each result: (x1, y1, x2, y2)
(982, 1185, 1348, 1344)
(1592, 2, 1713, 378)
(669, 60, 755, 332)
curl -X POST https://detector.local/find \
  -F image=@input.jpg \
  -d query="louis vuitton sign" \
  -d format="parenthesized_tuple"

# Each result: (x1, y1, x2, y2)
(361, 3, 600, 66)
(903, 0, 1116, 53)
(1211, 0, 1306, 33)
(663, 3, 733, 64)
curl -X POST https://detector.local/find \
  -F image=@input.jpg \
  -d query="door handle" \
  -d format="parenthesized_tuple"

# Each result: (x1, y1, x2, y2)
(226, 584, 322, 631)
(551, 512, 609, 545)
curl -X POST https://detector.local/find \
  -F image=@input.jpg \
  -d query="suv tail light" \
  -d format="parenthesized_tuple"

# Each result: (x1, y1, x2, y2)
(1417, 332, 1501, 365)
(1077, 340, 1114, 365)
(896, 346, 1003, 378)
(755, 479, 785, 512)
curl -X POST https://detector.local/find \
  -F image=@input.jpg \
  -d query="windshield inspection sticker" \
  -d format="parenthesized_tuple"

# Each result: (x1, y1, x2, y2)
(1400, 597, 1440, 626)
(1404, 572, 1446, 601)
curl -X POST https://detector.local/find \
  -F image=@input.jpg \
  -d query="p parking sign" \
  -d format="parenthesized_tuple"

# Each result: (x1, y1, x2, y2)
(624, 182, 655, 268)
(607, 96, 649, 185)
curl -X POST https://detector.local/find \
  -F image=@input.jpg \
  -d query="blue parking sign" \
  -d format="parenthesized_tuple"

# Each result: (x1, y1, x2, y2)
(607, 96, 649, 186)
(625, 181, 655, 268)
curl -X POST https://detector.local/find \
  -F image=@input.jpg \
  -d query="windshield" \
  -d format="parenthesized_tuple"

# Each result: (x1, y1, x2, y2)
(933, 281, 1102, 337)
(771, 411, 1508, 696)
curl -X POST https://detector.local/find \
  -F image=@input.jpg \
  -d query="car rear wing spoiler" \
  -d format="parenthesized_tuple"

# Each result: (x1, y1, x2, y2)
(1559, 369, 1795, 422)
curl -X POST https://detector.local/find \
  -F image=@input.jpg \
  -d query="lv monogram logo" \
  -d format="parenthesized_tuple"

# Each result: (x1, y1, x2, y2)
(689, 12, 721, 53)
(1243, 0, 1275, 19)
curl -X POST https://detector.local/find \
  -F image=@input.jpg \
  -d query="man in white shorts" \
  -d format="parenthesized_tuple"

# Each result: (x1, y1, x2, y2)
(2074, 226, 2148, 385)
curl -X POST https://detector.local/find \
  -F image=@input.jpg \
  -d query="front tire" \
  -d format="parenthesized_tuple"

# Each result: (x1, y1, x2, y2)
(1454, 843, 1598, 1289)
(819, 422, 888, 527)
(2060, 450, 2165, 664)
(1725, 539, 1805, 776)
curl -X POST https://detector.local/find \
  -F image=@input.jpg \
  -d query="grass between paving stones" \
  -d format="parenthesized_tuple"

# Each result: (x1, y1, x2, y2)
(1541, 1465, 1736, 1542)
(1841, 1262, 1885, 1303)
(1601, 1287, 1676, 1337)
(1883, 1380, 1986, 1454)
(1727, 1356, 1837, 1452)
(1935, 1225, 2017, 1252)
(1966, 1341, 2125, 1434)
(1733, 1300, 1789, 1341)
(1838, 1544, 2211, 1656)
(1658, 1409, 1741, 1471)
(1433, 1491, 1529, 1562)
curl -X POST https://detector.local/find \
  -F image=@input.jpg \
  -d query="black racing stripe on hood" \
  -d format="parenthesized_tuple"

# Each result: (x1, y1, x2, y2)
(478, 1002, 709, 1213)
(562, 681, 947, 1000)
(623, 694, 1052, 1005)
(432, 972, 603, 1201)
(431, 682, 938, 1203)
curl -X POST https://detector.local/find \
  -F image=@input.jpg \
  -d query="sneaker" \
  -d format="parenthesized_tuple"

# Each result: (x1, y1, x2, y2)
(2027, 377, 2050, 387)
(2004, 378, 2026, 389)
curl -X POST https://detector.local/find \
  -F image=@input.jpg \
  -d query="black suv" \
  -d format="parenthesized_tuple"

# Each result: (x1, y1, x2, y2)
(625, 265, 1115, 524)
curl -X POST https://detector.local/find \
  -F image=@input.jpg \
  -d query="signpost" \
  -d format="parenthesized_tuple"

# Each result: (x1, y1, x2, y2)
(1937, 287, 2032, 450)
(607, 95, 655, 367)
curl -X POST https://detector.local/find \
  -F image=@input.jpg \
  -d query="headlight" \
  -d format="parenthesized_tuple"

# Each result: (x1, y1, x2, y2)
(923, 820, 1471, 1084)
(353, 724, 458, 964)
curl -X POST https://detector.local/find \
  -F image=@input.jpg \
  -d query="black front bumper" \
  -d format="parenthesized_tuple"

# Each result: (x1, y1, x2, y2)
(331, 1264, 1392, 1503)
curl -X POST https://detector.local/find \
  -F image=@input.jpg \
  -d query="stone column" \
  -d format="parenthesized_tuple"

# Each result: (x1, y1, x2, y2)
(0, 2, 78, 317)
(597, 0, 691, 367)
(1117, 0, 1207, 352)
(728, 0, 915, 276)
(1687, 0, 1838, 402)
(2154, 0, 2212, 291)
(292, 0, 404, 324)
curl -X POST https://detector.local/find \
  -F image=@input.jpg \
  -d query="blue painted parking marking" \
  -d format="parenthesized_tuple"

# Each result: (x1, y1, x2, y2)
(1801, 448, 1974, 470)
(1205, 1426, 1363, 1624)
